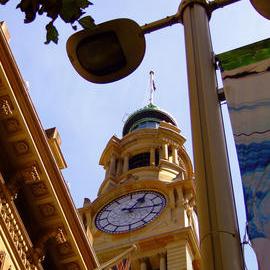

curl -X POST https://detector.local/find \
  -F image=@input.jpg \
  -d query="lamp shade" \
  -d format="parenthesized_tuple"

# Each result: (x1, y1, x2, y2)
(66, 19, 146, 84)
(250, 0, 270, 19)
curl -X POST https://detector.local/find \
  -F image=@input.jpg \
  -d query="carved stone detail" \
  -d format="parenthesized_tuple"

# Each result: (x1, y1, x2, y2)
(6, 165, 41, 200)
(0, 186, 38, 270)
(57, 242, 73, 256)
(0, 96, 13, 118)
(0, 251, 6, 269)
(26, 247, 44, 265)
(21, 165, 40, 184)
(55, 227, 67, 244)
(30, 227, 67, 261)
(24, 227, 68, 266)
(31, 182, 48, 197)
(65, 262, 80, 270)
(183, 192, 196, 228)
(13, 141, 30, 156)
(39, 203, 56, 217)
(4, 118, 21, 134)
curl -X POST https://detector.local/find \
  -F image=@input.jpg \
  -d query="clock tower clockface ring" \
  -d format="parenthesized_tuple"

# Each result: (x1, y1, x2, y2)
(95, 190, 166, 234)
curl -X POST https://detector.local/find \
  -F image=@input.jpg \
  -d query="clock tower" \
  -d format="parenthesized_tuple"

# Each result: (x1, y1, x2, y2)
(79, 103, 200, 270)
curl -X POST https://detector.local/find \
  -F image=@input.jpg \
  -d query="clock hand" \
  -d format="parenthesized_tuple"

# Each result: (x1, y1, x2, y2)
(122, 194, 148, 211)
(128, 204, 162, 210)
(137, 193, 146, 203)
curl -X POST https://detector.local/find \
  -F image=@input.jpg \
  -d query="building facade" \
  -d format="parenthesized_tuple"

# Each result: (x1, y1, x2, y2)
(80, 104, 200, 269)
(0, 23, 98, 270)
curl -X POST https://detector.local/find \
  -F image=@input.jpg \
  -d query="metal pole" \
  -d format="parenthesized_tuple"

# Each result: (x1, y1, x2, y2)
(179, 1, 244, 269)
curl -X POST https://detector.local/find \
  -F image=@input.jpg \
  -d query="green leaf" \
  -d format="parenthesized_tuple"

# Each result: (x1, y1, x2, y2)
(60, 0, 83, 23)
(16, 0, 40, 23)
(45, 22, 58, 44)
(39, 0, 61, 20)
(78, 15, 95, 29)
(76, 0, 91, 8)
(1, 0, 94, 44)
(0, 0, 10, 5)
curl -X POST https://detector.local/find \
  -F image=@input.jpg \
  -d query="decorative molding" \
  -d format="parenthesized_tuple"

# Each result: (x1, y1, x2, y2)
(57, 242, 73, 257)
(0, 251, 6, 270)
(3, 118, 21, 134)
(55, 227, 67, 244)
(0, 186, 38, 270)
(39, 203, 56, 218)
(162, 138, 179, 148)
(65, 262, 81, 270)
(0, 96, 13, 118)
(26, 247, 44, 265)
(30, 182, 48, 197)
(28, 227, 67, 264)
(13, 141, 30, 156)
(21, 165, 40, 184)
(6, 165, 41, 200)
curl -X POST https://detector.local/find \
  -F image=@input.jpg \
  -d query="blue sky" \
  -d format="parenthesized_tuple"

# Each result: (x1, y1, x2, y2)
(1, 0, 270, 268)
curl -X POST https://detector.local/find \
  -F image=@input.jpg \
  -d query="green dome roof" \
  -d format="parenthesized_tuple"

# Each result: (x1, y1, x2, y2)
(122, 103, 177, 136)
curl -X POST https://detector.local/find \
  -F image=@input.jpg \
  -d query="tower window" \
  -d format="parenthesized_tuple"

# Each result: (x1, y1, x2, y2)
(130, 120, 159, 132)
(168, 146, 173, 162)
(129, 152, 150, 170)
(155, 149, 160, 166)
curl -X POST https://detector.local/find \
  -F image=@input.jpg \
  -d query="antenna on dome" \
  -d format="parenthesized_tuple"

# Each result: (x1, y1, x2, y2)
(149, 70, 156, 105)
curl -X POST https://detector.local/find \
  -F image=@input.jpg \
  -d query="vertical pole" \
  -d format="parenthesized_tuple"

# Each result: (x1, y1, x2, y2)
(179, 1, 243, 269)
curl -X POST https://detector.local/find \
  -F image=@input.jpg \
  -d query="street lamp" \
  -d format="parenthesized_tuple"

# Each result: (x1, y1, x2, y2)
(66, 0, 269, 269)
(66, 19, 145, 83)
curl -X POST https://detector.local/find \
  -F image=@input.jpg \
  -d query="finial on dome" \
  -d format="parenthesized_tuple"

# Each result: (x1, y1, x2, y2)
(149, 70, 156, 105)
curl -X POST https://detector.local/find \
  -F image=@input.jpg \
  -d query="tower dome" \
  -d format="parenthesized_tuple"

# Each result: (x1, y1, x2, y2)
(122, 103, 178, 136)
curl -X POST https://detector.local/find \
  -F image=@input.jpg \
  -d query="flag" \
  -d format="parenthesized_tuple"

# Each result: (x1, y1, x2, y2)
(218, 38, 270, 270)
(111, 257, 131, 270)
(150, 70, 156, 91)
(149, 71, 156, 104)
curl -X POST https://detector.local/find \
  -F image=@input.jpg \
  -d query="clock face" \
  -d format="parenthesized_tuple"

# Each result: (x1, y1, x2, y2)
(95, 190, 166, 234)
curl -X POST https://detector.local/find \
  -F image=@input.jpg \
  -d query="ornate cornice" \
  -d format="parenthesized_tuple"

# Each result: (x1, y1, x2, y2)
(0, 183, 39, 270)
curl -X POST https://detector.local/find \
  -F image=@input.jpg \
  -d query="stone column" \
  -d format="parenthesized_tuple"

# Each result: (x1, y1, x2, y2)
(172, 146, 179, 165)
(140, 258, 147, 270)
(116, 158, 122, 176)
(162, 143, 168, 160)
(150, 148, 155, 166)
(109, 154, 116, 177)
(160, 253, 166, 270)
(123, 155, 129, 173)
(105, 162, 110, 179)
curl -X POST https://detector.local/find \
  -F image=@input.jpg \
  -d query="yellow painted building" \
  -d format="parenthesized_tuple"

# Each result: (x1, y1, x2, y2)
(80, 104, 200, 269)
(0, 21, 200, 270)
(0, 23, 98, 270)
